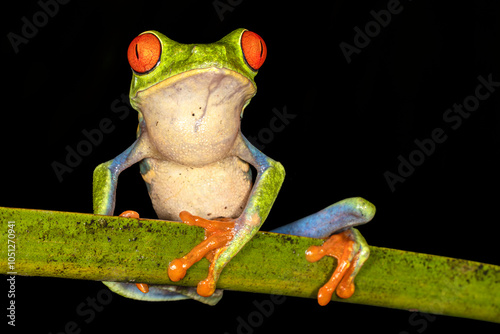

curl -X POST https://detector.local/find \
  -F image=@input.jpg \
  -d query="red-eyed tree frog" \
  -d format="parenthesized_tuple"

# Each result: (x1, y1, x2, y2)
(93, 29, 375, 306)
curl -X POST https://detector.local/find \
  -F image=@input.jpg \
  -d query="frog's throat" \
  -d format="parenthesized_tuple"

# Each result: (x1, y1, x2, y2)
(130, 67, 256, 117)
(131, 67, 257, 167)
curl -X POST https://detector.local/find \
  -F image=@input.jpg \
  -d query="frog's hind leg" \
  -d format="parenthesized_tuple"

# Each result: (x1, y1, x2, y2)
(270, 197, 375, 239)
(270, 197, 375, 305)
(103, 282, 223, 305)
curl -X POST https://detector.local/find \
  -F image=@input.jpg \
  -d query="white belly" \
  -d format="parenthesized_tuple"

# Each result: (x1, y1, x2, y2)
(141, 156, 252, 221)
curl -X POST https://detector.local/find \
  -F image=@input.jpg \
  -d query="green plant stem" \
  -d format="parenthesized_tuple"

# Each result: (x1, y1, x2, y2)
(0, 207, 498, 323)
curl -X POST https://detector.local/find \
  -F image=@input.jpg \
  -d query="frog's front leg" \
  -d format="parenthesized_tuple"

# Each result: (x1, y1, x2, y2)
(271, 197, 375, 305)
(93, 136, 223, 305)
(93, 133, 156, 217)
(168, 135, 285, 297)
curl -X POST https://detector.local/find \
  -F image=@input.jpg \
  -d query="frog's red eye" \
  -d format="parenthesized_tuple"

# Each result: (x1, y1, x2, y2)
(127, 33, 161, 74)
(241, 31, 267, 71)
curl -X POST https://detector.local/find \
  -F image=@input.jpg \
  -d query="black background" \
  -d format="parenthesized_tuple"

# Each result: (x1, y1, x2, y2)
(2, 0, 499, 333)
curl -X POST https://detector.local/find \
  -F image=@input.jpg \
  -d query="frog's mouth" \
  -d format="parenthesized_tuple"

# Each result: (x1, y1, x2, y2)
(133, 67, 256, 115)
(133, 68, 256, 166)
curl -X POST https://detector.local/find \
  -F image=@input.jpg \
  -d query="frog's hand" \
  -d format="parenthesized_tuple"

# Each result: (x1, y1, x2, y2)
(103, 282, 223, 305)
(93, 136, 195, 302)
(93, 140, 149, 296)
(168, 135, 285, 297)
(107, 210, 224, 304)
(271, 197, 375, 305)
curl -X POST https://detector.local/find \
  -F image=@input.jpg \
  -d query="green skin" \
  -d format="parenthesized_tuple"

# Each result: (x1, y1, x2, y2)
(93, 28, 373, 304)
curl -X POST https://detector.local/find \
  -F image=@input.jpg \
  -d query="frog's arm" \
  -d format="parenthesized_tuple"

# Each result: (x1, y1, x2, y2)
(93, 134, 223, 304)
(168, 134, 285, 296)
(93, 136, 153, 216)
(93, 136, 155, 297)
(212, 134, 286, 275)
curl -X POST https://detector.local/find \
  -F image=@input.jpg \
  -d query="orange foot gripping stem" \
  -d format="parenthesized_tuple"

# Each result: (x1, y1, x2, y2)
(306, 228, 370, 306)
(168, 211, 235, 297)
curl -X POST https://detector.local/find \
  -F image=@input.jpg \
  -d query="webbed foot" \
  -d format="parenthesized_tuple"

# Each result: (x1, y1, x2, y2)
(306, 228, 369, 305)
(168, 211, 235, 297)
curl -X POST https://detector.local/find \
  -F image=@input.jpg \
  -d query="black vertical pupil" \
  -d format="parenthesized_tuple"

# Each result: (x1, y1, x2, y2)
(259, 40, 263, 58)
(135, 44, 140, 59)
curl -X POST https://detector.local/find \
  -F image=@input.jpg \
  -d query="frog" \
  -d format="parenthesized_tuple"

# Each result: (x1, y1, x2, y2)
(93, 28, 375, 306)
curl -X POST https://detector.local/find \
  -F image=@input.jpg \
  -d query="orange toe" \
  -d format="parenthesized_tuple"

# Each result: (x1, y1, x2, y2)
(119, 210, 140, 218)
(136, 283, 149, 293)
(168, 258, 189, 282)
(197, 278, 217, 297)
